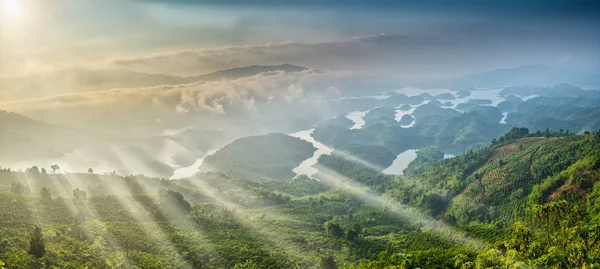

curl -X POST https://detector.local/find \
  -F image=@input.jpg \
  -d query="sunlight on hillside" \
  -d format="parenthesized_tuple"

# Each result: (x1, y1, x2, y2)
(313, 164, 487, 250)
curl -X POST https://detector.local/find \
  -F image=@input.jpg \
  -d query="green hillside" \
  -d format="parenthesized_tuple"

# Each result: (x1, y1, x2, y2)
(200, 133, 317, 181)
(1, 129, 599, 268)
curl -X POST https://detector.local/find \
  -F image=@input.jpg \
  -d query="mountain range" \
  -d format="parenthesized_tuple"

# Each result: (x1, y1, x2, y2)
(420, 64, 600, 89)
(0, 64, 308, 102)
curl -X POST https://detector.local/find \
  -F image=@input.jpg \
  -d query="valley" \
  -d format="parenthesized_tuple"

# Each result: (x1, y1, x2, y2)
(1, 46, 600, 269)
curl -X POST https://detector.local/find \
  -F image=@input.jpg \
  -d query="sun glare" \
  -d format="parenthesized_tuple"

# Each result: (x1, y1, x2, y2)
(1, 0, 23, 19)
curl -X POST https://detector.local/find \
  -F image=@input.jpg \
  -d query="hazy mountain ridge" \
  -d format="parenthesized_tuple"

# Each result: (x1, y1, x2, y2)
(420, 65, 600, 89)
(0, 64, 309, 102)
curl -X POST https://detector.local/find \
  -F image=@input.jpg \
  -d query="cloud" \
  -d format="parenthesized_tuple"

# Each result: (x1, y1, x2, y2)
(0, 69, 365, 126)
(108, 33, 424, 77)
(106, 26, 600, 82)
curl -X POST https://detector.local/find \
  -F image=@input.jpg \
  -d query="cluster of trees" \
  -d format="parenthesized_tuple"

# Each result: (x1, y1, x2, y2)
(492, 127, 529, 144)
(324, 221, 362, 242)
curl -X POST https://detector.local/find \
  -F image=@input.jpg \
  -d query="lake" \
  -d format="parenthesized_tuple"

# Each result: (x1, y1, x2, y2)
(345, 110, 369, 129)
(170, 149, 218, 179)
(382, 149, 419, 175)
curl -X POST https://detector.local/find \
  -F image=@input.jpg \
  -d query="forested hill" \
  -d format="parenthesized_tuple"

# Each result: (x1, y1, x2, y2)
(200, 133, 317, 181)
(0, 129, 600, 268)
(0, 110, 95, 163)
(338, 129, 600, 268)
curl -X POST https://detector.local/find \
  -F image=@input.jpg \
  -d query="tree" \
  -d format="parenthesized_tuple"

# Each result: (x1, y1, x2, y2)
(352, 223, 362, 235)
(422, 193, 447, 216)
(233, 260, 260, 269)
(26, 166, 40, 176)
(73, 188, 87, 201)
(346, 230, 358, 241)
(155, 189, 191, 220)
(50, 164, 59, 173)
(397, 253, 413, 269)
(40, 187, 51, 199)
(504, 127, 529, 141)
(88, 168, 93, 174)
(0, 237, 11, 252)
(28, 226, 45, 259)
(319, 256, 338, 269)
(324, 221, 344, 238)
(11, 183, 29, 195)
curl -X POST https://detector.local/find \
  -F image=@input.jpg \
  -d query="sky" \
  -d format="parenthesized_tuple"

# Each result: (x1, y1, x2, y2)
(1, 0, 599, 80)
(0, 0, 599, 126)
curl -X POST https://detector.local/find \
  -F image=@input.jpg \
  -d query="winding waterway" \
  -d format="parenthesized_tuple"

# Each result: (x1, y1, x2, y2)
(288, 128, 334, 178)
(170, 149, 218, 179)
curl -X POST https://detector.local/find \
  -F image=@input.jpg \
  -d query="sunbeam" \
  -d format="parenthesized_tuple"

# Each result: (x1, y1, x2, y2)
(182, 175, 314, 265)
(97, 173, 192, 267)
(313, 163, 487, 251)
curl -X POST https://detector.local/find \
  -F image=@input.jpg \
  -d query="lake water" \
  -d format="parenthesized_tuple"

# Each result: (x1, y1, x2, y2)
(346, 110, 369, 129)
(382, 149, 419, 175)
(500, 112, 508, 124)
(395, 108, 417, 128)
(170, 149, 218, 179)
(394, 87, 506, 109)
(334, 94, 390, 101)
(288, 128, 334, 178)
(521, 95, 539, 101)
(393, 87, 453, 96)
(393, 100, 429, 128)
(394, 107, 416, 122)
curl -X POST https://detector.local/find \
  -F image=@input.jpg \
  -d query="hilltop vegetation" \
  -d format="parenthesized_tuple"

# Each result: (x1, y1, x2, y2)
(1, 129, 599, 268)
(201, 133, 317, 181)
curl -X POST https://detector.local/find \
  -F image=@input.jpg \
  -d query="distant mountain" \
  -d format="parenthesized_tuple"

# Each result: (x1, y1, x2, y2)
(500, 83, 600, 98)
(420, 65, 600, 89)
(0, 110, 91, 163)
(0, 64, 309, 102)
(0, 110, 226, 177)
(0, 110, 49, 127)
(0, 68, 183, 101)
(185, 64, 308, 82)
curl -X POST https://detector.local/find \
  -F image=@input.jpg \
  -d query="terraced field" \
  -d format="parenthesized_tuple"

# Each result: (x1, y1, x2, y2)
(449, 137, 563, 224)
(485, 137, 546, 167)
